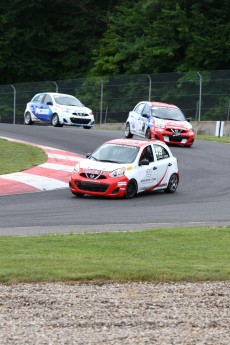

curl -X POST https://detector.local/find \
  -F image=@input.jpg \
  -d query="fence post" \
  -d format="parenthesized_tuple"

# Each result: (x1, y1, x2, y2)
(53, 81, 58, 93)
(147, 75, 152, 101)
(11, 85, 16, 124)
(227, 100, 230, 121)
(100, 82, 103, 126)
(197, 72, 202, 121)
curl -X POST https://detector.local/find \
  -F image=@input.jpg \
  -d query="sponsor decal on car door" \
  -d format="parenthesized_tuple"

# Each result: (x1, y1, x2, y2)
(141, 116, 148, 135)
(34, 103, 52, 122)
(130, 112, 138, 134)
(138, 162, 158, 191)
(137, 116, 146, 135)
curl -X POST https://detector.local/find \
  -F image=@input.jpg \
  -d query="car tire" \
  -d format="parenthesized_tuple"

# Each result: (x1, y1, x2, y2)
(51, 114, 63, 127)
(83, 126, 91, 129)
(125, 122, 133, 138)
(145, 128, 151, 139)
(125, 179, 138, 199)
(164, 173, 179, 193)
(71, 191, 85, 197)
(24, 112, 33, 125)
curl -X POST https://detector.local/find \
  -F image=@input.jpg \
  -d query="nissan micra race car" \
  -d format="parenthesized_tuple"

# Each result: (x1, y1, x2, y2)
(69, 138, 179, 199)
(125, 101, 195, 147)
(24, 92, 95, 128)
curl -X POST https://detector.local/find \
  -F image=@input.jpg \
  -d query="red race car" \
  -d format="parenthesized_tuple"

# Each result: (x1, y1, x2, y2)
(69, 138, 179, 199)
(125, 101, 195, 147)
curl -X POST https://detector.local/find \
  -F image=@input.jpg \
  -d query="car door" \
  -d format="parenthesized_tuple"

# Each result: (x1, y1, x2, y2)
(140, 103, 151, 135)
(131, 102, 145, 135)
(152, 144, 171, 188)
(136, 145, 158, 191)
(42, 94, 54, 122)
(33, 93, 52, 122)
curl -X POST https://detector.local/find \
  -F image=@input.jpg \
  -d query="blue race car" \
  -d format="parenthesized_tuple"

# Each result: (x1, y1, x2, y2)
(24, 92, 95, 128)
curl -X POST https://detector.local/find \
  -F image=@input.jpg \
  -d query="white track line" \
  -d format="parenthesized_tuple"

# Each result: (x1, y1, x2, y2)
(39, 163, 74, 172)
(0, 172, 68, 190)
(47, 153, 83, 161)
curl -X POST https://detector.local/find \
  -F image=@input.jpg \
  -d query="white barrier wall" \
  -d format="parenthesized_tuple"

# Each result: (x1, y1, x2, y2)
(95, 121, 230, 136)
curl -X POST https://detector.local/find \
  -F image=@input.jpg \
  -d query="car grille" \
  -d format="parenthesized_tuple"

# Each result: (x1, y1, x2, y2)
(168, 136, 189, 142)
(76, 181, 109, 192)
(72, 112, 90, 116)
(167, 128, 187, 134)
(80, 173, 106, 179)
(70, 117, 91, 124)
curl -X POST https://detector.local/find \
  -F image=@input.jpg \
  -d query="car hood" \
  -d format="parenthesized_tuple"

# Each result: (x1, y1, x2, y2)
(71, 106, 92, 113)
(56, 105, 92, 114)
(154, 118, 192, 129)
(79, 159, 127, 172)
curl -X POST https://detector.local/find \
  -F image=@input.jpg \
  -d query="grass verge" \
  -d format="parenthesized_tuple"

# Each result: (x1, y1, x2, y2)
(0, 226, 229, 284)
(196, 134, 230, 143)
(0, 138, 47, 174)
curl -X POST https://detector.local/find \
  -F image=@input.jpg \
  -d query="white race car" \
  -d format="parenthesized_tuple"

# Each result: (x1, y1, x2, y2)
(24, 92, 95, 128)
(69, 138, 180, 199)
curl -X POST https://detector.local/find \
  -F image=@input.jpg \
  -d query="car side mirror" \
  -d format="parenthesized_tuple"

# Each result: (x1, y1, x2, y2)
(186, 117, 190, 122)
(139, 159, 149, 166)
(86, 153, 91, 158)
(46, 101, 53, 106)
(142, 113, 149, 118)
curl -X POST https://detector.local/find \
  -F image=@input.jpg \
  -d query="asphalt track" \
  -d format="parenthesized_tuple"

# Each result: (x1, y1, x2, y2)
(0, 123, 229, 236)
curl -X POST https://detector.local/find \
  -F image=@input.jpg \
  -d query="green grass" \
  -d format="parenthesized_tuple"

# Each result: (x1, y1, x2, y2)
(0, 227, 229, 284)
(0, 138, 47, 174)
(196, 134, 230, 143)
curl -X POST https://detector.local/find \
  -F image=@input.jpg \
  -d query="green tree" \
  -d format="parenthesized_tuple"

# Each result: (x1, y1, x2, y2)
(0, 0, 118, 84)
(0, 0, 229, 84)
(90, 0, 230, 76)
(178, 0, 230, 71)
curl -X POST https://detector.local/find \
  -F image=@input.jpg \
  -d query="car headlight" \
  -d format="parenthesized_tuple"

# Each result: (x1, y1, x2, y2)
(156, 122, 165, 129)
(189, 129, 194, 134)
(73, 163, 80, 173)
(109, 167, 126, 178)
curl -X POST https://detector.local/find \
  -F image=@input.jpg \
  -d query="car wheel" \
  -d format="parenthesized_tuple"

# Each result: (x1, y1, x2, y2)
(125, 179, 137, 199)
(51, 114, 63, 127)
(24, 112, 33, 125)
(164, 173, 179, 193)
(145, 128, 151, 139)
(83, 126, 91, 129)
(125, 122, 133, 138)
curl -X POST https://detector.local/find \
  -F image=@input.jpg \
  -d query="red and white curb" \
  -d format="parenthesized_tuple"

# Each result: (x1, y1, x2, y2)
(0, 137, 84, 196)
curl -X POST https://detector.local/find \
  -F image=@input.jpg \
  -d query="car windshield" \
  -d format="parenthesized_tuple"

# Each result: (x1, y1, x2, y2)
(90, 144, 140, 164)
(54, 95, 84, 107)
(151, 107, 186, 121)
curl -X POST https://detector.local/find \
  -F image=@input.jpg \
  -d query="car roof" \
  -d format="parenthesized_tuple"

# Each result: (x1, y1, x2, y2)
(33, 92, 75, 98)
(141, 101, 178, 109)
(105, 138, 164, 148)
(48, 93, 76, 97)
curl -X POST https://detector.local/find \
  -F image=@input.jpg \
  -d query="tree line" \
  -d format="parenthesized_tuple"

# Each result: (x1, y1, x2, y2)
(0, 0, 229, 85)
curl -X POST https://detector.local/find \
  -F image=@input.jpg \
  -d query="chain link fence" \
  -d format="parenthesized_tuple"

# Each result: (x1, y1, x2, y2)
(0, 70, 229, 125)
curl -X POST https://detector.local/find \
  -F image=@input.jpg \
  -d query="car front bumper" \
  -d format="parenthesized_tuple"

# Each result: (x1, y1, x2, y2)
(60, 115, 95, 127)
(152, 129, 195, 146)
(69, 174, 129, 198)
